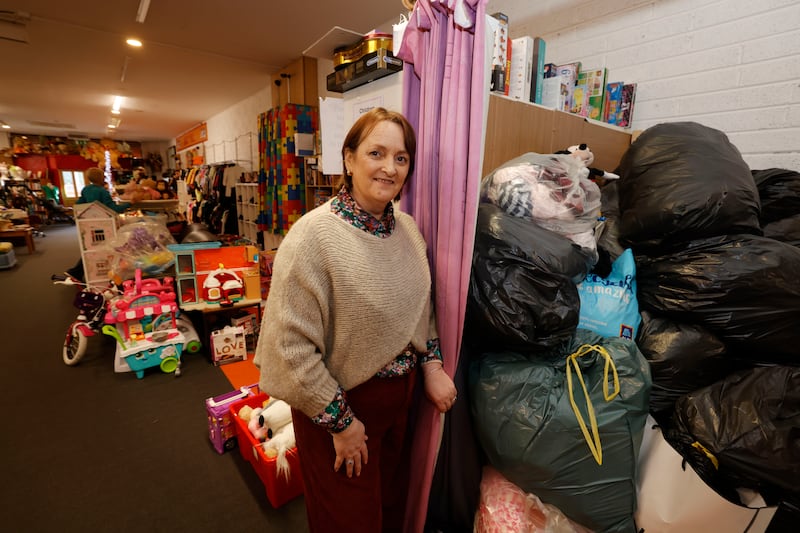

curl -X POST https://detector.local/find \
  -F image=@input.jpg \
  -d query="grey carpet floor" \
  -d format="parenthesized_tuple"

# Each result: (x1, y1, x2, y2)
(0, 223, 308, 533)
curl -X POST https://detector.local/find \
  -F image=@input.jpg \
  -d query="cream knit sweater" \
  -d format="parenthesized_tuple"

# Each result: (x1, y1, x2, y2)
(253, 202, 437, 418)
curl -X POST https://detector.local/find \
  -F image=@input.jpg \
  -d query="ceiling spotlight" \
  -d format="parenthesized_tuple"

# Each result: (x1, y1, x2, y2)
(1, 123, 10, 129)
(135, 0, 151, 24)
(126, 38, 142, 47)
(112, 95, 124, 113)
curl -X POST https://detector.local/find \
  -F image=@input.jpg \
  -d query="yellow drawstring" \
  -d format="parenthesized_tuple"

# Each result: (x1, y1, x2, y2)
(566, 344, 620, 465)
(691, 441, 720, 470)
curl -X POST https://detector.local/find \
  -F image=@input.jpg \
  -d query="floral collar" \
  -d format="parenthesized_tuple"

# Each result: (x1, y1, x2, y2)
(330, 186, 395, 237)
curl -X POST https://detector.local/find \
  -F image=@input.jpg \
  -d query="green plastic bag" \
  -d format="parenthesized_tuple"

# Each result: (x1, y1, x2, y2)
(470, 329, 651, 533)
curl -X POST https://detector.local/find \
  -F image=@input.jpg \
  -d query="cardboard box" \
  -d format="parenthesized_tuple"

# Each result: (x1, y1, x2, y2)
(230, 394, 304, 508)
(231, 307, 260, 352)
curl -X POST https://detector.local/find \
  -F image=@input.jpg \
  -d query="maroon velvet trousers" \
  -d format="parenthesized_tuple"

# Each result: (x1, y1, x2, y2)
(291, 368, 418, 533)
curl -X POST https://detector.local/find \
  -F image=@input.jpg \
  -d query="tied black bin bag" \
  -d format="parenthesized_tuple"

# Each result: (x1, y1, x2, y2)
(469, 329, 651, 533)
(667, 365, 800, 505)
(616, 122, 762, 253)
(635, 310, 731, 426)
(635, 233, 800, 363)
(466, 203, 594, 354)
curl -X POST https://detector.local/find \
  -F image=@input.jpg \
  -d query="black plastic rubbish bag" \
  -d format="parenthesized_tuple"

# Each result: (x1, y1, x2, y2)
(470, 329, 651, 533)
(763, 213, 800, 247)
(635, 233, 800, 364)
(467, 203, 594, 354)
(635, 310, 732, 426)
(616, 122, 761, 253)
(668, 365, 800, 504)
(752, 168, 800, 224)
(596, 180, 625, 262)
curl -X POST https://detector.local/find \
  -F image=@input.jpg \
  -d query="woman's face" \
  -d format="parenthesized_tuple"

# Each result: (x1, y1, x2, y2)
(344, 120, 410, 219)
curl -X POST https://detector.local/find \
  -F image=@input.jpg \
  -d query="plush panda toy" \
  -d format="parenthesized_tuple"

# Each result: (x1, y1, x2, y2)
(556, 143, 620, 183)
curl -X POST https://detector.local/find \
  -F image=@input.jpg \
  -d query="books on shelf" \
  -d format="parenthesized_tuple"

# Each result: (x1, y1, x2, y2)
(619, 83, 637, 127)
(530, 37, 547, 104)
(540, 76, 561, 110)
(576, 68, 607, 121)
(509, 36, 534, 102)
(571, 82, 590, 116)
(603, 81, 624, 124)
(554, 62, 580, 113)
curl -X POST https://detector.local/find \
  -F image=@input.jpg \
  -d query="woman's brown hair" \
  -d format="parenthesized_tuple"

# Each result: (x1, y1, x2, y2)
(85, 167, 105, 186)
(340, 107, 416, 200)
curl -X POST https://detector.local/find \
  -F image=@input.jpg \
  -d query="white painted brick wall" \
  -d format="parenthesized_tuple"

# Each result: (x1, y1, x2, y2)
(201, 86, 270, 173)
(492, 0, 800, 170)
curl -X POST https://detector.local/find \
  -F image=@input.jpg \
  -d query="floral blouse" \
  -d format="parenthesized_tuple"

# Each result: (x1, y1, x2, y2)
(311, 187, 443, 433)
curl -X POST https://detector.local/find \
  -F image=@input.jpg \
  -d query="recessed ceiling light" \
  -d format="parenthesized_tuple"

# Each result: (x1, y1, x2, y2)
(126, 38, 143, 47)
(1, 124, 10, 129)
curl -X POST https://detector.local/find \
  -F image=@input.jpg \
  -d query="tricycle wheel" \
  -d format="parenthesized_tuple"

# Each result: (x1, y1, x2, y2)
(63, 322, 88, 366)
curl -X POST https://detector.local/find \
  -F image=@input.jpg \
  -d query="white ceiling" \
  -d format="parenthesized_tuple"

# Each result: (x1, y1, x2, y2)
(0, 0, 407, 142)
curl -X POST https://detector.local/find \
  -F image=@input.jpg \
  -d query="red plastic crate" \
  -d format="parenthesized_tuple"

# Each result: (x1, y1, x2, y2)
(229, 393, 304, 508)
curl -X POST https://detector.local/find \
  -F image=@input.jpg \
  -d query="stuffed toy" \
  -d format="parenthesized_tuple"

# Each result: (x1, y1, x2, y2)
(247, 406, 270, 441)
(556, 144, 619, 183)
(155, 180, 175, 199)
(139, 178, 163, 200)
(245, 398, 293, 442)
(263, 423, 297, 481)
(256, 399, 293, 440)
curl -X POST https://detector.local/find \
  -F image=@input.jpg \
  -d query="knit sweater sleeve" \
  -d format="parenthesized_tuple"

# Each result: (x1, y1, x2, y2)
(253, 211, 340, 417)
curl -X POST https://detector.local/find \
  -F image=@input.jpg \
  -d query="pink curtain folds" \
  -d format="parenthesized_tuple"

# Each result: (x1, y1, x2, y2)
(397, 1, 488, 531)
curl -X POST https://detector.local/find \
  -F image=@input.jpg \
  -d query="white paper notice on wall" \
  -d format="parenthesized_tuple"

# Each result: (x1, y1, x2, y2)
(319, 97, 345, 175)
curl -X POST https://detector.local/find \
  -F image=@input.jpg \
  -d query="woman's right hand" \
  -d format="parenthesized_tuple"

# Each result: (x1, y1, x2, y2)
(332, 417, 369, 478)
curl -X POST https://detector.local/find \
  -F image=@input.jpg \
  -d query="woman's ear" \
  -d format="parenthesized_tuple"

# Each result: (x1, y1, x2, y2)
(343, 149, 354, 175)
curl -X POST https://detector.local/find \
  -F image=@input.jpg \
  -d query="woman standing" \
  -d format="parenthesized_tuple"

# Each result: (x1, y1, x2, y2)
(254, 107, 456, 532)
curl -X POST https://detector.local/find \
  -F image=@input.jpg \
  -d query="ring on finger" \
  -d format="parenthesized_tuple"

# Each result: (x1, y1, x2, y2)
(346, 459, 354, 466)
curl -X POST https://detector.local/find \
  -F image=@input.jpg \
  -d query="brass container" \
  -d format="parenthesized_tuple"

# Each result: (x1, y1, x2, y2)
(334, 33, 393, 69)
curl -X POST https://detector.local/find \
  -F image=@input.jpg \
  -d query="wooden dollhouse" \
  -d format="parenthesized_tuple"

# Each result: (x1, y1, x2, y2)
(74, 202, 120, 287)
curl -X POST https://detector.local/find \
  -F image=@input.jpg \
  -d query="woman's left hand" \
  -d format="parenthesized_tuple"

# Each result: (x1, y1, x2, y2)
(422, 363, 457, 413)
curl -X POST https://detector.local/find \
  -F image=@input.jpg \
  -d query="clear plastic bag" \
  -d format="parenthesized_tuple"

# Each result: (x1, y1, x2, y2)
(481, 153, 601, 254)
(104, 220, 177, 282)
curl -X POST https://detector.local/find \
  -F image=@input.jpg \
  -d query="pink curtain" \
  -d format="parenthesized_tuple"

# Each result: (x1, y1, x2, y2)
(397, 1, 488, 531)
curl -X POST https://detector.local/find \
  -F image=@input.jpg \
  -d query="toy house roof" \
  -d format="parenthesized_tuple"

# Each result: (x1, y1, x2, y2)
(75, 201, 119, 219)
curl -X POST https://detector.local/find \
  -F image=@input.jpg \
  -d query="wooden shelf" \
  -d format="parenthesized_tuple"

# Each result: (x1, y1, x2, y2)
(483, 94, 632, 176)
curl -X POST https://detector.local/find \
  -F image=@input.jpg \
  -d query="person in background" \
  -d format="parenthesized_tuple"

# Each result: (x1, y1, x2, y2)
(254, 107, 456, 533)
(39, 175, 73, 222)
(62, 167, 131, 281)
(77, 167, 131, 212)
(40, 175, 61, 204)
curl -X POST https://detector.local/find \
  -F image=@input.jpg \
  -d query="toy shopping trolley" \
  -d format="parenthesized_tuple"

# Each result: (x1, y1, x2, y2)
(103, 270, 185, 379)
